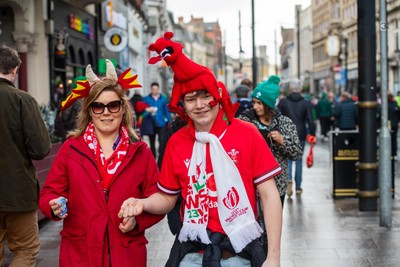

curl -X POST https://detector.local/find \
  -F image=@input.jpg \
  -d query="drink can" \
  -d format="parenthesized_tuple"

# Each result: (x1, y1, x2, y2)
(57, 197, 68, 216)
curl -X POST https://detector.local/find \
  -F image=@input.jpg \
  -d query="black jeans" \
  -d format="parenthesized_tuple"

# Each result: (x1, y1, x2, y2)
(148, 126, 167, 158)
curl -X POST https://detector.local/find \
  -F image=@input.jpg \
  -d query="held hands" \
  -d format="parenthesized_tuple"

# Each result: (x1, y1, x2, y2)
(118, 197, 145, 218)
(118, 198, 144, 233)
(49, 197, 68, 219)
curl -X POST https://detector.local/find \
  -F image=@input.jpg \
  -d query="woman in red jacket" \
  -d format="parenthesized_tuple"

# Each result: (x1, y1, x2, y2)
(39, 60, 164, 267)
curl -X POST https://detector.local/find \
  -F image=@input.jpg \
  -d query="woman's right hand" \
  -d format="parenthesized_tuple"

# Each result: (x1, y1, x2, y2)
(49, 197, 68, 219)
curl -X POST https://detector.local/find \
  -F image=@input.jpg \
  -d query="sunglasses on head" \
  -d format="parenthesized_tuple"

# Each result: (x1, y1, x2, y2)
(90, 100, 122, 114)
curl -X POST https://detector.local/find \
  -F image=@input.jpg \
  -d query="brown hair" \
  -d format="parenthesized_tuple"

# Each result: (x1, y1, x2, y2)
(240, 78, 253, 90)
(67, 78, 138, 141)
(0, 44, 21, 74)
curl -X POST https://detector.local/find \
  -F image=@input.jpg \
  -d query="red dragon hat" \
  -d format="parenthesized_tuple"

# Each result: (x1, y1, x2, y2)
(148, 32, 237, 122)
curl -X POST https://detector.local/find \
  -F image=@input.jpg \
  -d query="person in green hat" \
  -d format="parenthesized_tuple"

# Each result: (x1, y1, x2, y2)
(238, 75, 303, 249)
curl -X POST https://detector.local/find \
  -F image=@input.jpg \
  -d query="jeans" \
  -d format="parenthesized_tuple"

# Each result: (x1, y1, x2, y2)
(288, 140, 306, 189)
(148, 126, 167, 158)
(179, 252, 251, 267)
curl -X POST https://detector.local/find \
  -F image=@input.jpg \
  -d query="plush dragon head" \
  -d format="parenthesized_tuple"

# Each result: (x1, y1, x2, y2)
(147, 32, 237, 122)
(148, 32, 183, 65)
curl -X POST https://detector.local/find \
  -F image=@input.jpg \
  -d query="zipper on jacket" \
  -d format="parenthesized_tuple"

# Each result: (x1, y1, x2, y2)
(70, 144, 98, 169)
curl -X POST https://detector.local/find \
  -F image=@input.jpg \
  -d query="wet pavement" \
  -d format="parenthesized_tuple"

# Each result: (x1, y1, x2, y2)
(4, 137, 400, 267)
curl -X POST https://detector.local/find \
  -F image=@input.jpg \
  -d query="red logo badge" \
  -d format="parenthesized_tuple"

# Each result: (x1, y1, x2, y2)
(223, 187, 240, 210)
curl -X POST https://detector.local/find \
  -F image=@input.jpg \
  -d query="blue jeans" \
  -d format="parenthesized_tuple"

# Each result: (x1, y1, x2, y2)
(179, 252, 251, 267)
(288, 140, 306, 189)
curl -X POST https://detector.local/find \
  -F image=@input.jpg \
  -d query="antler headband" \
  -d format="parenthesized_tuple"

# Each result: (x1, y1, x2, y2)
(61, 59, 141, 111)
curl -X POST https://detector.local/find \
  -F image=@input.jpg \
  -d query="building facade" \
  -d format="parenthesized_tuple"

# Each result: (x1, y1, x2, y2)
(311, 0, 357, 96)
(0, 0, 51, 104)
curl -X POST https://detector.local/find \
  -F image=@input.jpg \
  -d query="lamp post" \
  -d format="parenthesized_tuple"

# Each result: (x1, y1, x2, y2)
(357, 0, 378, 212)
(239, 11, 244, 72)
(239, 49, 244, 73)
(378, 0, 391, 227)
(251, 0, 257, 84)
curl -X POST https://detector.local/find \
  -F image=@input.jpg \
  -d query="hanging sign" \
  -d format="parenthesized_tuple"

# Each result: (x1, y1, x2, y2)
(104, 27, 127, 52)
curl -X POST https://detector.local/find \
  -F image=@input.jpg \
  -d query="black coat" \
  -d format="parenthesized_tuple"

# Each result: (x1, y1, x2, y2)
(277, 92, 315, 140)
(334, 99, 358, 130)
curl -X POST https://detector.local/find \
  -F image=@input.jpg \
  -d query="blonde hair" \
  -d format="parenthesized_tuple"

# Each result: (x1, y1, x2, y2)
(67, 78, 138, 141)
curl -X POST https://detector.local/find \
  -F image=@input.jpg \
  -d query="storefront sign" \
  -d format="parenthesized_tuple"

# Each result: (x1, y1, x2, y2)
(105, 1, 127, 30)
(104, 27, 128, 52)
(69, 13, 94, 40)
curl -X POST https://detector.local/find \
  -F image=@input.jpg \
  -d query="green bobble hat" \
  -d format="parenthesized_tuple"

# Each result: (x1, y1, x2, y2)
(251, 75, 281, 109)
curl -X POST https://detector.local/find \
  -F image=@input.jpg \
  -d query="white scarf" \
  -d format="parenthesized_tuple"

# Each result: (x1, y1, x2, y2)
(179, 131, 263, 253)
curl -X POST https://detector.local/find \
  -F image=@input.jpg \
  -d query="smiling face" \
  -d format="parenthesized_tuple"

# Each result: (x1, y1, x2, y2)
(90, 90, 125, 138)
(183, 90, 219, 132)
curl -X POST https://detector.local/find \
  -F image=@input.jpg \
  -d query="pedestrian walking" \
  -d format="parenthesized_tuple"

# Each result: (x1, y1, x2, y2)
(239, 75, 303, 204)
(278, 78, 315, 196)
(316, 91, 333, 142)
(234, 84, 252, 117)
(334, 91, 358, 130)
(38, 60, 164, 267)
(129, 90, 155, 137)
(239, 75, 303, 250)
(0, 44, 51, 266)
(377, 91, 400, 158)
(119, 32, 283, 267)
(142, 82, 172, 158)
(240, 78, 254, 91)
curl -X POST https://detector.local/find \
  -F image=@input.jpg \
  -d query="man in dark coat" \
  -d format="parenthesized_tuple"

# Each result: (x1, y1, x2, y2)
(334, 91, 358, 130)
(234, 84, 253, 117)
(278, 79, 315, 196)
(0, 44, 51, 266)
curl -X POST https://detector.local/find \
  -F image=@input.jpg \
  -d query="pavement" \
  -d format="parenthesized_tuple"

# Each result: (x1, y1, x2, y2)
(4, 135, 400, 267)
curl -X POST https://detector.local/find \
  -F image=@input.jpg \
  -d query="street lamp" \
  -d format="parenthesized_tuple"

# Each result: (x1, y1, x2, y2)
(239, 48, 245, 72)
(238, 10, 245, 72)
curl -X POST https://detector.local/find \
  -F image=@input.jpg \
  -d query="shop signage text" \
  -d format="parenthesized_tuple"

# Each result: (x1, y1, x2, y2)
(69, 13, 94, 40)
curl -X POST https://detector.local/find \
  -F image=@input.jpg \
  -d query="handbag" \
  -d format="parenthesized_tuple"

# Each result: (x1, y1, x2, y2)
(306, 145, 314, 168)
(306, 134, 316, 168)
